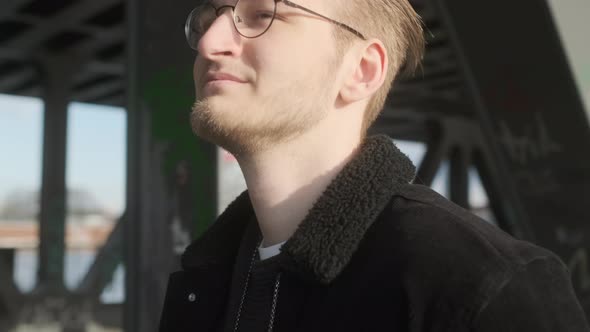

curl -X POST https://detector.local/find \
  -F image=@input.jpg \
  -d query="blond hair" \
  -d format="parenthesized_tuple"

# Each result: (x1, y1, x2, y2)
(332, 0, 425, 134)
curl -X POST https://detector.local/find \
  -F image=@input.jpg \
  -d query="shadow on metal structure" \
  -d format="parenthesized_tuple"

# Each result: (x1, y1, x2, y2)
(125, 0, 218, 331)
(375, 0, 590, 319)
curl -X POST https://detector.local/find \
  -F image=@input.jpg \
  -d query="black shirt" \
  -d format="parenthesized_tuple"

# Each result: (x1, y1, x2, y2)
(233, 253, 282, 332)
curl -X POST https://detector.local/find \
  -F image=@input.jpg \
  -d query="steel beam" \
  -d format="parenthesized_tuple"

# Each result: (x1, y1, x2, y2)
(3, 0, 121, 51)
(67, 25, 125, 59)
(0, 0, 27, 20)
(0, 66, 36, 93)
(0, 250, 22, 323)
(416, 133, 447, 186)
(449, 146, 469, 208)
(0, 46, 24, 60)
(8, 13, 118, 38)
(434, 0, 590, 290)
(77, 215, 123, 296)
(72, 80, 122, 103)
(36, 55, 82, 294)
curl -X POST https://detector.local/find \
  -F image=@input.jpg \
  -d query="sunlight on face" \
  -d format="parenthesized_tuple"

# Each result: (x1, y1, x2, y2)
(190, 0, 343, 155)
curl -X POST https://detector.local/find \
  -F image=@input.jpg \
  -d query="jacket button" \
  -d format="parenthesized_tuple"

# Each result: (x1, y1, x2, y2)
(188, 293, 197, 302)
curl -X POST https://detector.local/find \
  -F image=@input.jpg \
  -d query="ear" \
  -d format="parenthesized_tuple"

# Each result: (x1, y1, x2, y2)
(339, 39, 388, 104)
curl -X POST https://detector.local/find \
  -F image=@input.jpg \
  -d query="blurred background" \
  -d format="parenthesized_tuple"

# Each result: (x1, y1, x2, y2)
(0, 0, 589, 331)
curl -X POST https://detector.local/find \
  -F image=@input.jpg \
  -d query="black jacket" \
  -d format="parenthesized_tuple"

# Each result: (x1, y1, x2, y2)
(159, 135, 589, 332)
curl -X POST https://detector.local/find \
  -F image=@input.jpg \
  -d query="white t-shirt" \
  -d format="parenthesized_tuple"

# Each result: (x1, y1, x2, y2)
(258, 240, 286, 260)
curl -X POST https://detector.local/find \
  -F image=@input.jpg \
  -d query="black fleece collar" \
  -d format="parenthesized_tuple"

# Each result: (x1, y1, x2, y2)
(181, 135, 416, 284)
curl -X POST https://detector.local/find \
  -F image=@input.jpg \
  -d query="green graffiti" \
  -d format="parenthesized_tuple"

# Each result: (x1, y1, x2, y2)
(142, 68, 216, 238)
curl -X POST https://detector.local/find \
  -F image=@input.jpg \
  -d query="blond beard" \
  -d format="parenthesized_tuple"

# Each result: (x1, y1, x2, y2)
(190, 77, 332, 156)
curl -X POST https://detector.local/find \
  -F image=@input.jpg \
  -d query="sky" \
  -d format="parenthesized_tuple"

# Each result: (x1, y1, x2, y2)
(0, 94, 127, 217)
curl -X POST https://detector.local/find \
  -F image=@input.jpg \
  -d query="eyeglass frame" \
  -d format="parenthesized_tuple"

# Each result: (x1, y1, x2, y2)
(186, 0, 366, 49)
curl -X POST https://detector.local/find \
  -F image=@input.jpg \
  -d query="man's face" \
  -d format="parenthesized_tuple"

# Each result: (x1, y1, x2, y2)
(190, 0, 343, 155)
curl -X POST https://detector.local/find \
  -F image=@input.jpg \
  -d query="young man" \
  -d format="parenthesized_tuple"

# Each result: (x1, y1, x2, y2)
(159, 0, 590, 331)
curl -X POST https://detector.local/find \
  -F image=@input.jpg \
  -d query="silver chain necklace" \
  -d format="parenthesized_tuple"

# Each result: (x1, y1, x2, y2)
(233, 241, 282, 332)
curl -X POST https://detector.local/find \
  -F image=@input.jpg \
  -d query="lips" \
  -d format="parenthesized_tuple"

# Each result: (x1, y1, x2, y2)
(205, 72, 247, 84)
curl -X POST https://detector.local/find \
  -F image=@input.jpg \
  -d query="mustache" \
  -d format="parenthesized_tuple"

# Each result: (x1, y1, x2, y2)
(195, 59, 249, 88)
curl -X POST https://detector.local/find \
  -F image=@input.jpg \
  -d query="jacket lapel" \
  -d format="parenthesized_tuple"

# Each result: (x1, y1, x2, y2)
(181, 135, 416, 284)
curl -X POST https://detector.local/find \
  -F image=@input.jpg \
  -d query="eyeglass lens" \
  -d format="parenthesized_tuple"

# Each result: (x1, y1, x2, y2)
(186, 0, 278, 49)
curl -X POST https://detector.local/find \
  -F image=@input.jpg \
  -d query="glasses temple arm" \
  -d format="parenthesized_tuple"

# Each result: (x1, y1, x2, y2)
(281, 0, 366, 40)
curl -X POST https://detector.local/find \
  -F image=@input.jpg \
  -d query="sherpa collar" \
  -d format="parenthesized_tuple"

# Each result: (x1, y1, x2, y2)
(181, 135, 416, 284)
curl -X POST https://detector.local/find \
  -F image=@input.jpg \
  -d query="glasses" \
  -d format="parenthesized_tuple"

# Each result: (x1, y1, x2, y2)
(185, 0, 366, 50)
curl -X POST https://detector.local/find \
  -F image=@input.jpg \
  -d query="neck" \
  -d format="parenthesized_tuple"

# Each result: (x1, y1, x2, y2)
(236, 120, 362, 247)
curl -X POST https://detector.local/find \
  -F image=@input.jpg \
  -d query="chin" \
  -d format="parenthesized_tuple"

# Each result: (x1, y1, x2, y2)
(190, 100, 250, 154)
(191, 97, 324, 155)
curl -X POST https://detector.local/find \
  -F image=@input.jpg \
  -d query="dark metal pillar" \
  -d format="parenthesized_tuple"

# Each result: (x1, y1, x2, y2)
(0, 248, 21, 330)
(449, 146, 469, 208)
(37, 55, 80, 294)
(126, 1, 218, 331)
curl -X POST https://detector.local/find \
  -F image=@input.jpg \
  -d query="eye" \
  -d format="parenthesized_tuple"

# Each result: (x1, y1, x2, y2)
(198, 11, 216, 31)
(235, 10, 274, 25)
(254, 11, 274, 20)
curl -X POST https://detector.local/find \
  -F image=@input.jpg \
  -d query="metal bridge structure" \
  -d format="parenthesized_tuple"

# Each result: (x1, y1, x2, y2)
(0, 0, 588, 331)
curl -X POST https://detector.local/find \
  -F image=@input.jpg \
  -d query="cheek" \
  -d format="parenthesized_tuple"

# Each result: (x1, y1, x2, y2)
(193, 56, 209, 97)
(254, 50, 308, 84)
(245, 32, 338, 92)
(194, 57, 205, 80)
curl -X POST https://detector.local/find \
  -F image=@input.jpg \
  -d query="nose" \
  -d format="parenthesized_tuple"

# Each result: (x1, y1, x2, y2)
(197, 9, 243, 60)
